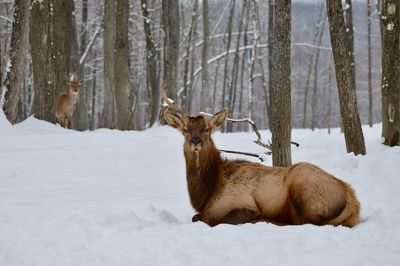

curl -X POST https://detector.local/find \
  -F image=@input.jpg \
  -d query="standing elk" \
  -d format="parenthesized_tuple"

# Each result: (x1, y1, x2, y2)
(162, 83, 360, 227)
(55, 79, 82, 129)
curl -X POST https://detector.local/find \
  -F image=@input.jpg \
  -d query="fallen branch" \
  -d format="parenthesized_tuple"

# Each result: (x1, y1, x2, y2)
(200, 112, 299, 155)
(219, 149, 264, 162)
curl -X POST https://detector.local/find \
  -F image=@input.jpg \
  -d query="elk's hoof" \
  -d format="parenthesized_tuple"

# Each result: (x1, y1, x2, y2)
(192, 213, 202, 222)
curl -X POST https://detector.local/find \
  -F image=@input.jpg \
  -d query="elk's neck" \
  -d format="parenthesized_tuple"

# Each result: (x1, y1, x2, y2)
(184, 141, 222, 212)
(67, 90, 79, 103)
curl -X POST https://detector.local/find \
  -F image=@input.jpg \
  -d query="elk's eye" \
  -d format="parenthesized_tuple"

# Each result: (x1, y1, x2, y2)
(206, 128, 210, 133)
(183, 128, 188, 134)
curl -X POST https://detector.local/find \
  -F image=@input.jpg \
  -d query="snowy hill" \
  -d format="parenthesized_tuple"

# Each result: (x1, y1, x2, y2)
(0, 115, 399, 265)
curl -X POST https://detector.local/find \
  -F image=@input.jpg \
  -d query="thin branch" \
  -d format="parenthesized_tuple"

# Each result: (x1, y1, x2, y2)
(79, 25, 102, 66)
(219, 149, 264, 162)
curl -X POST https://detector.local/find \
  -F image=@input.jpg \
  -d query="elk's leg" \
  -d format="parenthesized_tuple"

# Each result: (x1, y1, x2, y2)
(210, 208, 259, 226)
(67, 116, 72, 129)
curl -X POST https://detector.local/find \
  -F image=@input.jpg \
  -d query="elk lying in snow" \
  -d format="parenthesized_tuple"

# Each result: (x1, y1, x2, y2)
(55, 79, 82, 129)
(162, 85, 360, 228)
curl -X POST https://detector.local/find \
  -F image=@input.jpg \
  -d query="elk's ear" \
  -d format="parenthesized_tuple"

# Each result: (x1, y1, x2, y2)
(164, 108, 185, 131)
(209, 108, 228, 132)
(78, 79, 83, 86)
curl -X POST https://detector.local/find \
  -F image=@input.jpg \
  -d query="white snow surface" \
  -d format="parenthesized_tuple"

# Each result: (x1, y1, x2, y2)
(1, 114, 400, 266)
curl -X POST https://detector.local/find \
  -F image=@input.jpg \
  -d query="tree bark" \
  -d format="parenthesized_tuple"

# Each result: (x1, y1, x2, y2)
(381, 0, 400, 146)
(271, 0, 292, 167)
(326, 0, 366, 155)
(367, 0, 373, 127)
(227, 0, 247, 132)
(311, 13, 327, 130)
(221, 0, 236, 110)
(3, 0, 30, 124)
(267, 0, 274, 131)
(101, 0, 116, 128)
(73, 0, 89, 130)
(183, 0, 198, 114)
(142, 0, 159, 127)
(162, 0, 180, 103)
(200, 0, 210, 113)
(31, 0, 73, 124)
(344, 0, 355, 77)
(114, 0, 133, 130)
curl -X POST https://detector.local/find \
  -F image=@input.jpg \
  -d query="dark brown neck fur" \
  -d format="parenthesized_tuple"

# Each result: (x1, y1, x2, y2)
(184, 139, 222, 212)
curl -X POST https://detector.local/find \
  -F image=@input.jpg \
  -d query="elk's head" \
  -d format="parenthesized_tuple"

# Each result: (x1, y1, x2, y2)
(162, 83, 227, 152)
(67, 79, 83, 94)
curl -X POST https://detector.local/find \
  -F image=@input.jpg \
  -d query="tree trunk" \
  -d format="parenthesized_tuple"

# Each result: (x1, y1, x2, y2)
(221, 0, 236, 110)
(326, 0, 366, 155)
(344, 0, 355, 78)
(271, 0, 292, 167)
(142, 0, 159, 127)
(302, 4, 324, 129)
(31, 0, 73, 124)
(183, 0, 198, 114)
(200, 0, 210, 113)
(381, 0, 400, 146)
(101, 0, 116, 128)
(311, 12, 327, 130)
(162, 0, 180, 103)
(3, 0, 30, 124)
(73, 0, 89, 130)
(227, 0, 247, 132)
(114, 0, 132, 130)
(367, 0, 373, 127)
(267, 0, 274, 131)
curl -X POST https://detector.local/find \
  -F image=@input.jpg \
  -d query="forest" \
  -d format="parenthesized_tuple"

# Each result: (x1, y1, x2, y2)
(1, 1, 399, 153)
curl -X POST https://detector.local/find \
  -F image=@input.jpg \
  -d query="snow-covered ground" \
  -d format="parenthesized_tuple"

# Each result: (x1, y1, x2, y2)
(1, 112, 400, 266)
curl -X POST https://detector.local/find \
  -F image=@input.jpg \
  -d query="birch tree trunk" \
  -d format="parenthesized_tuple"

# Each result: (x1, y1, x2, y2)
(114, 0, 133, 130)
(326, 0, 366, 155)
(381, 0, 400, 146)
(3, 0, 30, 124)
(271, 0, 292, 167)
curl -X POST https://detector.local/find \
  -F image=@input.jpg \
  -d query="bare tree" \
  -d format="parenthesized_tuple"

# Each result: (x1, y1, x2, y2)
(267, 0, 274, 130)
(3, 0, 30, 123)
(31, 0, 73, 124)
(381, 0, 400, 146)
(326, 0, 366, 155)
(182, 0, 199, 114)
(114, 0, 133, 130)
(344, 0, 355, 78)
(162, 0, 180, 103)
(271, 0, 292, 167)
(367, 0, 373, 127)
(73, 0, 89, 130)
(142, 0, 159, 126)
(221, 0, 236, 110)
(200, 0, 210, 113)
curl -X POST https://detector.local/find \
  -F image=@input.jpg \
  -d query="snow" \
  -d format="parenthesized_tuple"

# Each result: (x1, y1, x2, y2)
(1, 114, 400, 265)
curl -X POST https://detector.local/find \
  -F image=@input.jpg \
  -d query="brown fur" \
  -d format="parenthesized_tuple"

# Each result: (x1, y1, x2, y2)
(55, 79, 82, 129)
(164, 108, 360, 228)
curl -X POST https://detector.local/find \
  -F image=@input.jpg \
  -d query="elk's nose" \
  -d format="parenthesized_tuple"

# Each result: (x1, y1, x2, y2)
(191, 138, 201, 146)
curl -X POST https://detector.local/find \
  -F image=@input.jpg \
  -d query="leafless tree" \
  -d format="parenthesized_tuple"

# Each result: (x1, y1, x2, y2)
(326, 0, 366, 155)
(271, 0, 292, 166)
(3, 0, 29, 124)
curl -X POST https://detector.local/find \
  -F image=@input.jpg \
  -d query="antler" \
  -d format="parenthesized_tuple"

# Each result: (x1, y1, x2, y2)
(161, 81, 185, 117)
